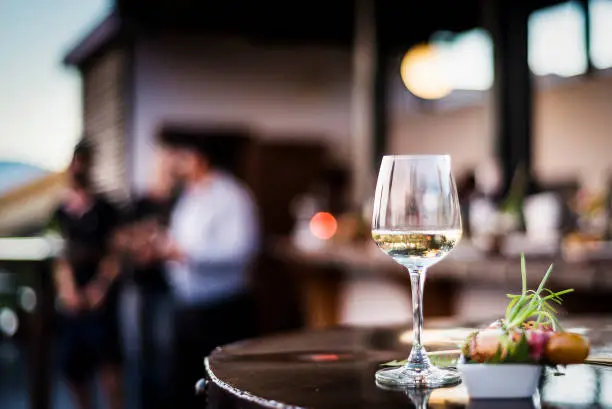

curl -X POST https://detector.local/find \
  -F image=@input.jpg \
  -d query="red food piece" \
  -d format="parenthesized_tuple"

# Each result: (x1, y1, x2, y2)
(527, 330, 552, 361)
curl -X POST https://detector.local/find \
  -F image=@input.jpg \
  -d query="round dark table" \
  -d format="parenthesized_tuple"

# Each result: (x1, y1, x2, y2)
(202, 321, 612, 409)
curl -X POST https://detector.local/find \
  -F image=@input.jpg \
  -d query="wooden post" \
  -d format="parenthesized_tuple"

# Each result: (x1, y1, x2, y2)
(27, 259, 54, 409)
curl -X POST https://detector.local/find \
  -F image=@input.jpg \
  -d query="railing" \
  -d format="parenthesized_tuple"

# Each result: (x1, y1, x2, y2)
(0, 236, 62, 409)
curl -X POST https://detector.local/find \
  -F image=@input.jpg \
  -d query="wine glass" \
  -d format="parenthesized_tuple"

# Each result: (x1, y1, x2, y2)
(372, 155, 462, 388)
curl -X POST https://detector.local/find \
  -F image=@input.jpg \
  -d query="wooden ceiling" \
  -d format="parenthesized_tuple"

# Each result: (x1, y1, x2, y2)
(117, 0, 567, 53)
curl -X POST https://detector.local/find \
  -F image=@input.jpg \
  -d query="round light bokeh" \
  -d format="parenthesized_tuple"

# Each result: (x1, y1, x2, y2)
(400, 44, 452, 100)
(18, 286, 37, 313)
(309, 212, 338, 240)
(0, 308, 18, 337)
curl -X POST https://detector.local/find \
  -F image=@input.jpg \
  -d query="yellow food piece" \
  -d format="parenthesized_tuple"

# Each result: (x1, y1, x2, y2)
(545, 332, 590, 365)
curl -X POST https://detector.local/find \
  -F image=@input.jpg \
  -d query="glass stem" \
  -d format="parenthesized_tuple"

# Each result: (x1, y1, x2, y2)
(407, 268, 431, 370)
(407, 389, 431, 409)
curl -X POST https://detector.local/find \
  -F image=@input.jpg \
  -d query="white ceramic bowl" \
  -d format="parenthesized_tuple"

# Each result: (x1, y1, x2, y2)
(458, 363, 542, 399)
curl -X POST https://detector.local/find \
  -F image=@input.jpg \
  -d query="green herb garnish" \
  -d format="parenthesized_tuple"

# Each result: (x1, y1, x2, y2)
(503, 253, 573, 331)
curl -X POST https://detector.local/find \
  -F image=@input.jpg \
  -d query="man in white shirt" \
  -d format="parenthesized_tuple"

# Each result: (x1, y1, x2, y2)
(155, 127, 259, 409)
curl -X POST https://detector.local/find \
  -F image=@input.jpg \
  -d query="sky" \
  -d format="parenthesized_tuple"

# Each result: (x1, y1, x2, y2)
(0, 0, 112, 171)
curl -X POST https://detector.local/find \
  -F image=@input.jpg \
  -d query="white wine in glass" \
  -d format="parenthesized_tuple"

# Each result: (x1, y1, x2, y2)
(372, 155, 462, 388)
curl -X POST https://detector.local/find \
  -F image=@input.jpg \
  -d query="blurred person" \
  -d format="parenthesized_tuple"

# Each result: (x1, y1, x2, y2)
(457, 170, 477, 237)
(457, 170, 477, 201)
(156, 127, 259, 409)
(117, 148, 177, 409)
(52, 141, 124, 409)
(475, 158, 503, 203)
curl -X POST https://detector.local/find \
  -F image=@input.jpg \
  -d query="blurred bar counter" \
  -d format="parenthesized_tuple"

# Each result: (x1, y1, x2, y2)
(269, 237, 612, 329)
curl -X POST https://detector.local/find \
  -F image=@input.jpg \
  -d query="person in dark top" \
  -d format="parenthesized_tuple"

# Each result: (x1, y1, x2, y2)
(52, 141, 124, 409)
(115, 147, 178, 409)
(124, 196, 170, 290)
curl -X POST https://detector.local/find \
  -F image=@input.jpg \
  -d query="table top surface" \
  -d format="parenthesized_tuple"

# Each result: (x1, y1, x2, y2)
(205, 318, 612, 409)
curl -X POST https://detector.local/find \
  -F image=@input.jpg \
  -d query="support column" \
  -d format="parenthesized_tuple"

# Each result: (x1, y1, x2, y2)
(372, 2, 388, 173)
(350, 0, 375, 206)
(579, 0, 594, 75)
(485, 0, 533, 195)
(350, 0, 387, 206)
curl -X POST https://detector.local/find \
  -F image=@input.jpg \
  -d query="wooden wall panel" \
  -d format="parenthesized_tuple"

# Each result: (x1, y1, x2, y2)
(82, 48, 129, 203)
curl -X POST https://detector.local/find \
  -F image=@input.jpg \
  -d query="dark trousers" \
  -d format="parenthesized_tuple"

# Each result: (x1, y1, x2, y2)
(120, 284, 172, 409)
(139, 287, 172, 409)
(58, 293, 122, 384)
(171, 294, 256, 409)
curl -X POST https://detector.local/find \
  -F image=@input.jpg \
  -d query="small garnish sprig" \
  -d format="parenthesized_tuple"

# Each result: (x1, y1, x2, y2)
(503, 253, 573, 332)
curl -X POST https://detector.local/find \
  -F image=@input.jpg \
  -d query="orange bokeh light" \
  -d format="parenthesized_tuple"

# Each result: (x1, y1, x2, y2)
(309, 212, 338, 240)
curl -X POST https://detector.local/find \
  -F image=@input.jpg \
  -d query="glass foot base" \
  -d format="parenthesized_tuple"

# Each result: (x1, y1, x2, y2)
(375, 365, 461, 388)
